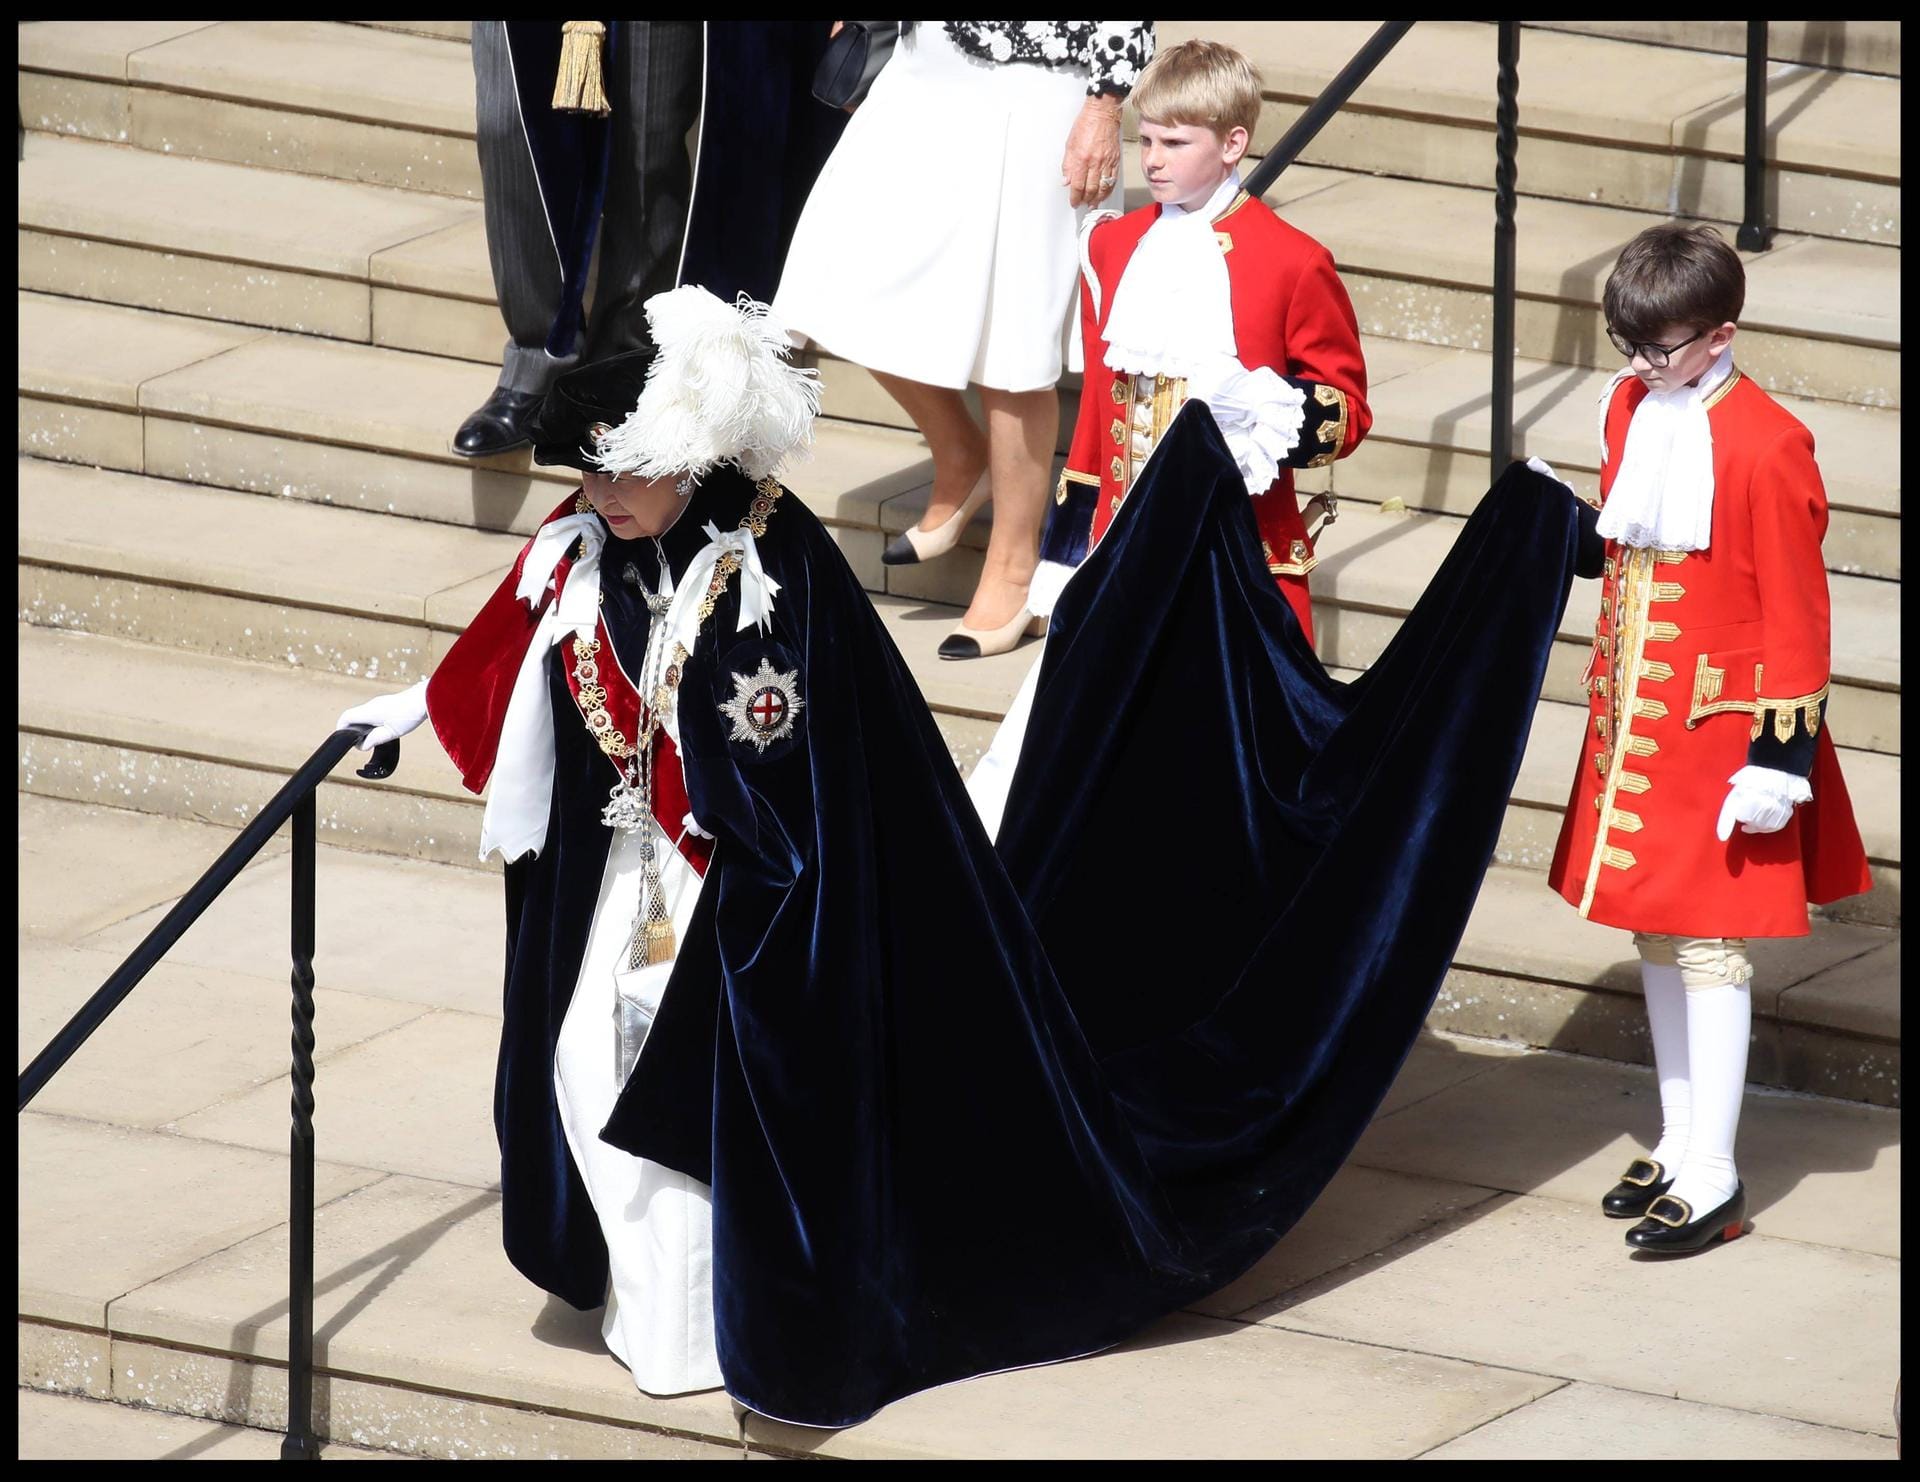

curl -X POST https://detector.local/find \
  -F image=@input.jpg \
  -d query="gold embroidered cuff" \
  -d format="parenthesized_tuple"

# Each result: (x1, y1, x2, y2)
(1055, 467, 1101, 506)
(1686, 655, 1830, 741)
(1304, 383, 1350, 470)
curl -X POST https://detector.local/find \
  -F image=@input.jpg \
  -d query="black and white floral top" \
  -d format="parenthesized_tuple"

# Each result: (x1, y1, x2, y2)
(940, 21, 1156, 97)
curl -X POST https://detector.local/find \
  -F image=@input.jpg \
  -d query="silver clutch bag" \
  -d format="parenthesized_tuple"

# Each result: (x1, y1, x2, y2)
(613, 958, 674, 1086)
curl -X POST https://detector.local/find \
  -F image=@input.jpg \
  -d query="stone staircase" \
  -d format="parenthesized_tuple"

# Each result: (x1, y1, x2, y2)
(17, 17, 1900, 1056)
(14, 20, 1902, 1454)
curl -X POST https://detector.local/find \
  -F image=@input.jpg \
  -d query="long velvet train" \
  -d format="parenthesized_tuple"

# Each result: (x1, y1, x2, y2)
(587, 414, 1583, 1427)
(999, 405, 1582, 1271)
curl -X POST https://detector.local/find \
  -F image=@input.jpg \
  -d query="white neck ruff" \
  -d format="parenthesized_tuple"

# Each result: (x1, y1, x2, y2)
(1596, 347, 1734, 552)
(1101, 172, 1243, 380)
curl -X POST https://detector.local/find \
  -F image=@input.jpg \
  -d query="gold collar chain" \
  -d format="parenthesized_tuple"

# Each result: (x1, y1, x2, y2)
(568, 477, 785, 760)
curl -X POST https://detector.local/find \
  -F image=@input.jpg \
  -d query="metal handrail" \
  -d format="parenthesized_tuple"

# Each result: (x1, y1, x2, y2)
(1737, 20, 1773, 251)
(19, 724, 401, 1460)
(1241, 20, 1415, 203)
(1246, 19, 1781, 473)
(1490, 22, 1520, 473)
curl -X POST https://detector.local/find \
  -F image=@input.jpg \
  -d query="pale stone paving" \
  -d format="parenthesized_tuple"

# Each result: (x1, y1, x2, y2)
(14, 17, 1901, 1457)
(15, 797, 1900, 1457)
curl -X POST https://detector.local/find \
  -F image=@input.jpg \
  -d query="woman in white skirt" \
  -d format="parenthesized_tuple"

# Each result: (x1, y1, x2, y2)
(775, 20, 1155, 658)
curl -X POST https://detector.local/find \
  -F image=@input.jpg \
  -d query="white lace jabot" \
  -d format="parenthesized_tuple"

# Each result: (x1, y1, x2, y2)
(1101, 172, 1244, 380)
(1596, 346, 1734, 552)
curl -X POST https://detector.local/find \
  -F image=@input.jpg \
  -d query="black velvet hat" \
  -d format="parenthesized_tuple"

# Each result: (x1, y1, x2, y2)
(526, 347, 657, 471)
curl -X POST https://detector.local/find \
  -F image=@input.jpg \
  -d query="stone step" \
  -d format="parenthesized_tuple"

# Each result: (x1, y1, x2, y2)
(1268, 170, 1900, 410)
(1168, 21, 1901, 247)
(18, 314, 1901, 773)
(17, 293, 1902, 751)
(18, 21, 481, 197)
(1342, 338, 1902, 582)
(815, 336, 1902, 583)
(21, 126, 1901, 412)
(18, 135, 483, 350)
(1525, 22, 1900, 79)
(20, 22, 1899, 249)
(1448, 865, 1897, 1105)
(18, 393, 1904, 764)
(16, 459, 519, 686)
(13, 798, 1899, 1456)
(20, 282, 1896, 612)
(347, 20, 473, 45)
(839, 471, 1899, 756)
(14, 294, 934, 551)
(15, 612, 1901, 933)
(18, 1388, 415, 1461)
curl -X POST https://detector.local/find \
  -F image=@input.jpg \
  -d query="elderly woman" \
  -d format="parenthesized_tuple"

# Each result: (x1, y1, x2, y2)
(775, 20, 1155, 658)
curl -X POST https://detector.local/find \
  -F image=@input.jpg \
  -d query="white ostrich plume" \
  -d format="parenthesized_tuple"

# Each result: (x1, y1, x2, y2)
(592, 285, 822, 485)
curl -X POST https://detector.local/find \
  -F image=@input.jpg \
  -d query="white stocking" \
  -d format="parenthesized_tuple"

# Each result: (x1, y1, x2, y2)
(1640, 960, 1691, 1174)
(1667, 979, 1751, 1215)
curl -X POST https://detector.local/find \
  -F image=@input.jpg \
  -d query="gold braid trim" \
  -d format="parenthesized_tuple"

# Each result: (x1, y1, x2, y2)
(1056, 468, 1101, 505)
(1685, 654, 1830, 741)
(1304, 383, 1350, 469)
(1755, 682, 1830, 743)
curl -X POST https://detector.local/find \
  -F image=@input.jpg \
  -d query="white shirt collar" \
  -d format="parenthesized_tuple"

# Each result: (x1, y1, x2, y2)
(1160, 170, 1244, 224)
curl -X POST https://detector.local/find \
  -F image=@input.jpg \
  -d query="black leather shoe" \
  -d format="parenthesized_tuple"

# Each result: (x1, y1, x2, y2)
(452, 387, 543, 458)
(1601, 1158, 1673, 1218)
(1625, 1181, 1747, 1253)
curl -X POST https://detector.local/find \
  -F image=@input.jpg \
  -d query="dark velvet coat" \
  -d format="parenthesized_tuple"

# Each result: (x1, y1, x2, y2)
(585, 410, 1585, 1426)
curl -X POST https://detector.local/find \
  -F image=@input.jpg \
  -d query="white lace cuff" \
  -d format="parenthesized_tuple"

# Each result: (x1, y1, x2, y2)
(1189, 363, 1307, 496)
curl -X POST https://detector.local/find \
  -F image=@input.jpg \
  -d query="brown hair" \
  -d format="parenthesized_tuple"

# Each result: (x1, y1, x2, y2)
(1603, 222, 1745, 341)
(1131, 39, 1263, 139)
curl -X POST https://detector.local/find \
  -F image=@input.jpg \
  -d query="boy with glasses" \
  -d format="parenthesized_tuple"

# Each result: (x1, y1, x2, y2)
(1545, 222, 1872, 1252)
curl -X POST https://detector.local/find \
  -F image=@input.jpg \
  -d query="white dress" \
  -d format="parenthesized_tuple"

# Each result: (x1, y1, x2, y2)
(551, 823, 721, 1394)
(772, 23, 1120, 393)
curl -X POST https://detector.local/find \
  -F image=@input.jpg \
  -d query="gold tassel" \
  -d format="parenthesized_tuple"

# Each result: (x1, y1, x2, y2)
(552, 21, 612, 117)
(626, 849, 676, 969)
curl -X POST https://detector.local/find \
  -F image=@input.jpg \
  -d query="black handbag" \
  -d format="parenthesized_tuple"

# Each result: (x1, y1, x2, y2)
(811, 21, 900, 110)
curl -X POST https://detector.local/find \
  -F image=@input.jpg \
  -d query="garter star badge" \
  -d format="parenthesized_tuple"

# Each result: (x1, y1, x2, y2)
(719, 656, 804, 753)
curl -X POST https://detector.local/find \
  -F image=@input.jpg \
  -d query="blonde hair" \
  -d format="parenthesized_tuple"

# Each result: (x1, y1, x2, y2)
(1131, 39, 1263, 140)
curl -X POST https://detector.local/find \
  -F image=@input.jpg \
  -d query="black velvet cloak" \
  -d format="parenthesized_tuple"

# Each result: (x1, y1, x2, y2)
(577, 409, 1586, 1427)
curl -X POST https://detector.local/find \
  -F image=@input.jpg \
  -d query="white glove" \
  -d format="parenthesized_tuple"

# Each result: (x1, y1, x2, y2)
(336, 680, 429, 750)
(682, 811, 715, 841)
(1714, 765, 1812, 841)
(1525, 456, 1576, 496)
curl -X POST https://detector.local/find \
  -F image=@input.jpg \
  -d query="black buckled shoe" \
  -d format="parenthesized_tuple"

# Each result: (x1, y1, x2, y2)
(1602, 1158, 1673, 1218)
(1625, 1181, 1747, 1253)
(452, 387, 543, 458)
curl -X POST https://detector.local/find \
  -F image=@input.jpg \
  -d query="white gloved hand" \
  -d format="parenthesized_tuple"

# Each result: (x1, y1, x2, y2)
(682, 811, 715, 841)
(1525, 456, 1576, 496)
(336, 679, 430, 750)
(1714, 765, 1811, 841)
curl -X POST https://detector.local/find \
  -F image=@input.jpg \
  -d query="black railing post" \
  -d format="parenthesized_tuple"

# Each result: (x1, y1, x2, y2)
(1737, 21, 1772, 252)
(1490, 21, 1519, 473)
(280, 791, 320, 1461)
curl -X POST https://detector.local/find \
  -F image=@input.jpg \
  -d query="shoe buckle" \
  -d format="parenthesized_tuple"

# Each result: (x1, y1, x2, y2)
(1644, 1194, 1692, 1228)
(1620, 1159, 1662, 1188)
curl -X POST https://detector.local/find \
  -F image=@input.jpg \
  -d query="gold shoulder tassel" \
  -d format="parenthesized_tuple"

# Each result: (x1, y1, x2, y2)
(552, 21, 613, 116)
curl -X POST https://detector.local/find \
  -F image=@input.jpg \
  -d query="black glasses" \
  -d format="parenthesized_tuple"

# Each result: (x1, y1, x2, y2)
(1607, 326, 1707, 368)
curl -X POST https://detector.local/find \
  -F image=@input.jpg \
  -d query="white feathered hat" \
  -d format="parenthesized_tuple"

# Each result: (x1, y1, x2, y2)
(590, 286, 822, 485)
